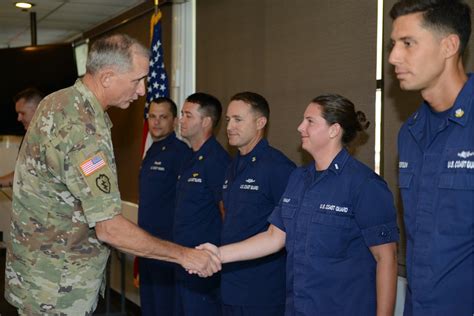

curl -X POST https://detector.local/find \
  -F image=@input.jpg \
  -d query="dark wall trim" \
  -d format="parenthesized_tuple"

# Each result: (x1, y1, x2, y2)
(76, 0, 171, 44)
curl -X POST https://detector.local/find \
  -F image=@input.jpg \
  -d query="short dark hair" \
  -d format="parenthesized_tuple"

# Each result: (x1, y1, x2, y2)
(150, 97, 177, 117)
(230, 91, 270, 120)
(311, 94, 370, 146)
(186, 92, 222, 128)
(390, 0, 471, 55)
(13, 87, 43, 107)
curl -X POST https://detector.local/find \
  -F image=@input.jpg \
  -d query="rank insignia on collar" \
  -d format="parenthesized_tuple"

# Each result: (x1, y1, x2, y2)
(455, 108, 464, 118)
(198, 155, 203, 160)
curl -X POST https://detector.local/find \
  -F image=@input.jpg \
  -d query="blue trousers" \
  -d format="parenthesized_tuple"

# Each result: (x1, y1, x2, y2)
(139, 258, 175, 316)
(222, 304, 285, 316)
(174, 277, 222, 316)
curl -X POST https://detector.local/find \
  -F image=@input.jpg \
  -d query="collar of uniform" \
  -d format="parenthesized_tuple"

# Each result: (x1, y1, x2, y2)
(148, 132, 176, 153)
(74, 79, 113, 129)
(238, 138, 268, 163)
(406, 102, 428, 141)
(447, 73, 473, 127)
(408, 73, 474, 129)
(155, 131, 177, 148)
(327, 148, 350, 174)
(193, 135, 218, 160)
(302, 147, 350, 180)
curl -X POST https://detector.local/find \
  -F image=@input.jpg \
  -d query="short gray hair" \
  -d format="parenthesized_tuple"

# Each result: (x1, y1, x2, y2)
(86, 34, 150, 74)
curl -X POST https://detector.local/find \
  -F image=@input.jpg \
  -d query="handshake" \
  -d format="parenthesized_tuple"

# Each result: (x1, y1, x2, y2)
(179, 243, 222, 278)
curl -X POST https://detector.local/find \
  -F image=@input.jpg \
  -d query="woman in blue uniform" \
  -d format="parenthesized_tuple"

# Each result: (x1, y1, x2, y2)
(198, 94, 399, 316)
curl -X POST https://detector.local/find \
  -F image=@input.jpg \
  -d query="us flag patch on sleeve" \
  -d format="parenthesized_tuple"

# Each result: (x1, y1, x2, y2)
(80, 153, 107, 176)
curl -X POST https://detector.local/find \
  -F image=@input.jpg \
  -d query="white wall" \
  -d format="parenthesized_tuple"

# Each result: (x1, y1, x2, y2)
(0, 135, 22, 243)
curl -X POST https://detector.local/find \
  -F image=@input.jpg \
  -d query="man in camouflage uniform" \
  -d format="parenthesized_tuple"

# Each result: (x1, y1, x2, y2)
(5, 34, 221, 315)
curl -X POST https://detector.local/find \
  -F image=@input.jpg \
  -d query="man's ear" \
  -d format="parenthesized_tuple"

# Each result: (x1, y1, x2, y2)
(202, 116, 213, 129)
(99, 69, 115, 88)
(442, 34, 461, 59)
(256, 116, 267, 131)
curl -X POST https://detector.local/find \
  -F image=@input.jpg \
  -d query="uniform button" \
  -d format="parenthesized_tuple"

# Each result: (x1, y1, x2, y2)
(380, 231, 388, 238)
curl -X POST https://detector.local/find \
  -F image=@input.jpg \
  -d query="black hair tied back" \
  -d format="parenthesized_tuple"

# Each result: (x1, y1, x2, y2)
(356, 111, 370, 131)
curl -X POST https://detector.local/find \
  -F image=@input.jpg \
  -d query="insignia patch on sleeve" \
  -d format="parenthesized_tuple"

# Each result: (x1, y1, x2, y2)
(80, 153, 107, 176)
(96, 174, 111, 193)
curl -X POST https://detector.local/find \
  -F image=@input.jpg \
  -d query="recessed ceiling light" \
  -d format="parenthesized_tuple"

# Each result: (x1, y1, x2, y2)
(15, 2, 34, 9)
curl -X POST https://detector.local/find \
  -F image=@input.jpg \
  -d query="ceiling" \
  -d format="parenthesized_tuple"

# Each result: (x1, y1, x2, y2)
(0, 0, 146, 49)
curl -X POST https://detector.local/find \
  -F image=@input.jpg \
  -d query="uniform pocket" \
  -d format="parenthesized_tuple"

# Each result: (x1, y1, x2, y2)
(437, 173, 474, 235)
(438, 173, 474, 190)
(398, 172, 413, 189)
(281, 199, 298, 219)
(279, 199, 298, 251)
(306, 212, 352, 258)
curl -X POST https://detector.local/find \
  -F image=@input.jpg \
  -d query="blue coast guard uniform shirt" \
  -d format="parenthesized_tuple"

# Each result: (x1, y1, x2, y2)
(173, 136, 230, 281)
(221, 139, 295, 306)
(138, 132, 191, 315)
(269, 148, 399, 316)
(398, 74, 474, 316)
(138, 132, 191, 239)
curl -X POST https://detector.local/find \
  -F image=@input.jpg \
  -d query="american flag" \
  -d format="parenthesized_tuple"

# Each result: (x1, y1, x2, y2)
(142, 9, 169, 156)
(80, 154, 106, 176)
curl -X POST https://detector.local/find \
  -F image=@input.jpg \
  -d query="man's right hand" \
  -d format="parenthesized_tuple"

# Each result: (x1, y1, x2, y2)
(179, 247, 221, 277)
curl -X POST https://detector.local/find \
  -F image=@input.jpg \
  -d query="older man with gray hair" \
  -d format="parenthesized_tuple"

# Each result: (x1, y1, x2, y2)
(5, 34, 221, 315)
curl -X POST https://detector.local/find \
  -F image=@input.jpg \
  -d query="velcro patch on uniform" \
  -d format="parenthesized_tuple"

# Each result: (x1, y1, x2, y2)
(80, 153, 107, 176)
(96, 174, 111, 193)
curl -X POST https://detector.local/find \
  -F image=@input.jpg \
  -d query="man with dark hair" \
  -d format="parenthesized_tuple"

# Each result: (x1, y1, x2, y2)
(5, 35, 220, 315)
(13, 88, 43, 130)
(138, 97, 192, 315)
(389, 0, 472, 315)
(221, 92, 295, 315)
(0, 88, 43, 187)
(174, 92, 230, 315)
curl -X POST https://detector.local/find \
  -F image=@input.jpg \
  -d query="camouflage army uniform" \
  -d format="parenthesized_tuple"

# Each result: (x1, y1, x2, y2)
(5, 79, 122, 315)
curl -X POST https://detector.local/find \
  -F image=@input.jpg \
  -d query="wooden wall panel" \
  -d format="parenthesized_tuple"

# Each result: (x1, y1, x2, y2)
(197, 0, 378, 167)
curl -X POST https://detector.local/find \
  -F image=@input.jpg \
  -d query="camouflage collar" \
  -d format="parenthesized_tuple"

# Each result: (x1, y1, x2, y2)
(74, 79, 103, 115)
(74, 79, 113, 129)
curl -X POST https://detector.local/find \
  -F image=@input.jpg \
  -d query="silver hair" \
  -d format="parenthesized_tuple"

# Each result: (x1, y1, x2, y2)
(85, 34, 150, 74)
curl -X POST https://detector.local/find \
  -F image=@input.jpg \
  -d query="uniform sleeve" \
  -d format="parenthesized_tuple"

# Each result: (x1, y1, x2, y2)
(269, 161, 296, 204)
(268, 167, 301, 232)
(354, 176, 399, 247)
(47, 137, 122, 228)
(268, 203, 285, 232)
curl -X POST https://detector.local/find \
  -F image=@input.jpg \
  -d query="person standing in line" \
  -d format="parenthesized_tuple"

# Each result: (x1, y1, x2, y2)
(5, 34, 220, 315)
(221, 92, 295, 316)
(198, 94, 399, 316)
(138, 97, 192, 315)
(174, 92, 230, 315)
(389, 0, 473, 314)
